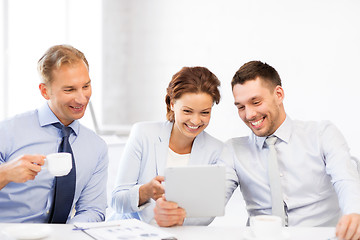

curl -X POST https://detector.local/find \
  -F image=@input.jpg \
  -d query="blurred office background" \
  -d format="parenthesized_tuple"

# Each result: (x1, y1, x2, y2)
(1, 0, 360, 225)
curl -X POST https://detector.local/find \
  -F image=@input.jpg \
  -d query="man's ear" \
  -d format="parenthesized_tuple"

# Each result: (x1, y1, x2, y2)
(274, 85, 285, 103)
(39, 83, 50, 100)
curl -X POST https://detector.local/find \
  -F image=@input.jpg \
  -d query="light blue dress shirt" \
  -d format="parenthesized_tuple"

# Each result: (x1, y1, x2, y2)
(111, 121, 224, 225)
(221, 116, 360, 226)
(0, 103, 108, 223)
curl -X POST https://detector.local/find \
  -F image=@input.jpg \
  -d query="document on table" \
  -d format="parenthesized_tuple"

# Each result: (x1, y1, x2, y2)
(73, 219, 177, 240)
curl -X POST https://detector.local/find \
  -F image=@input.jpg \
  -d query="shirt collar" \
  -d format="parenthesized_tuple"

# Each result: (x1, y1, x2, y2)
(37, 103, 79, 136)
(253, 115, 293, 149)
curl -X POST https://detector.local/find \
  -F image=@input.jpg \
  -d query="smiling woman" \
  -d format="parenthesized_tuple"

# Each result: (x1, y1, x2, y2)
(166, 67, 221, 154)
(170, 92, 213, 153)
(110, 66, 224, 227)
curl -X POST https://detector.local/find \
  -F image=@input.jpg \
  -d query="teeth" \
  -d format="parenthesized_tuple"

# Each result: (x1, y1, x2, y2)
(251, 119, 263, 126)
(187, 125, 199, 129)
(72, 106, 82, 109)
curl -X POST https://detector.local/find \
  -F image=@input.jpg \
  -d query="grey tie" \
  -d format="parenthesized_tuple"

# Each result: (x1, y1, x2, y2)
(265, 136, 286, 225)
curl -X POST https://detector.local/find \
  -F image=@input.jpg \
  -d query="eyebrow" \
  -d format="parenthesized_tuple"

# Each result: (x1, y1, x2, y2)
(62, 80, 91, 89)
(234, 96, 262, 106)
(182, 106, 212, 111)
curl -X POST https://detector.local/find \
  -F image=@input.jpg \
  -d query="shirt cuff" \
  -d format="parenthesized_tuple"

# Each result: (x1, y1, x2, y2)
(130, 184, 151, 211)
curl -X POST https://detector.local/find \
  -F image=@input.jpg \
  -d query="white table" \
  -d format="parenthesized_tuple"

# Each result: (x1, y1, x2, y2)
(0, 223, 336, 240)
(165, 226, 336, 240)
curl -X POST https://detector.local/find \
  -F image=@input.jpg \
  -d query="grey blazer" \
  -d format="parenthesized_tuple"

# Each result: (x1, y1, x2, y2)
(110, 121, 224, 224)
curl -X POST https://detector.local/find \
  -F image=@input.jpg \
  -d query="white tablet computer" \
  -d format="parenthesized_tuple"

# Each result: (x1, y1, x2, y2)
(164, 165, 225, 218)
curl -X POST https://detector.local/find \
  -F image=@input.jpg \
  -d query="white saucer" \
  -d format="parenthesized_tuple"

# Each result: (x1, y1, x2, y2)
(1, 225, 51, 240)
(242, 229, 290, 240)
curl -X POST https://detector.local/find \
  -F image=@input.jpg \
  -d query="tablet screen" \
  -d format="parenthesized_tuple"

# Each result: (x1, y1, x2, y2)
(164, 165, 225, 218)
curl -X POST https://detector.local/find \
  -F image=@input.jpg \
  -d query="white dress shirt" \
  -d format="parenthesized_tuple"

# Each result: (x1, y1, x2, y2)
(221, 116, 360, 226)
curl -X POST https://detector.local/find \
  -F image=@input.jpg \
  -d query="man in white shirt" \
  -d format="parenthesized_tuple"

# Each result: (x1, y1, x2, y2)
(154, 61, 360, 240)
(222, 60, 360, 239)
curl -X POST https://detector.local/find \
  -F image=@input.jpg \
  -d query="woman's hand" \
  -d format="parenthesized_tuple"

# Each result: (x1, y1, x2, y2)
(138, 175, 165, 206)
(154, 194, 186, 227)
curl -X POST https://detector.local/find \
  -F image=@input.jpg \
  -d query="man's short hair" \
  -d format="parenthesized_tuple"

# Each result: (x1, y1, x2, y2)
(231, 61, 281, 90)
(37, 44, 89, 84)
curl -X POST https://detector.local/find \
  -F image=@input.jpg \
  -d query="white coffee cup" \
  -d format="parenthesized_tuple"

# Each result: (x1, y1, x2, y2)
(250, 215, 282, 239)
(44, 153, 72, 177)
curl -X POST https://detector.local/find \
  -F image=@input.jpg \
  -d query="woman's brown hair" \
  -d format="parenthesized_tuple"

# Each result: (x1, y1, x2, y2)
(165, 66, 221, 122)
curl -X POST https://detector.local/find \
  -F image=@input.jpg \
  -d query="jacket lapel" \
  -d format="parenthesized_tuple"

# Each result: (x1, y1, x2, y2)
(188, 131, 206, 165)
(155, 121, 173, 176)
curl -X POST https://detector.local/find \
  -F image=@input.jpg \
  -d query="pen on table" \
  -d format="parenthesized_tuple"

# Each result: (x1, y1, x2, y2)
(72, 223, 121, 231)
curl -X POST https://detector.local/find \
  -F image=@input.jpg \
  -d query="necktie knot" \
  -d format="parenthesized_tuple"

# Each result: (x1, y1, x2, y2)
(61, 126, 72, 138)
(265, 136, 277, 146)
(53, 123, 72, 138)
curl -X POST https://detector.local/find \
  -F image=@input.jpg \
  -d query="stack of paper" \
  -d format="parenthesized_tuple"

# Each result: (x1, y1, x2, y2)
(74, 219, 177, 240)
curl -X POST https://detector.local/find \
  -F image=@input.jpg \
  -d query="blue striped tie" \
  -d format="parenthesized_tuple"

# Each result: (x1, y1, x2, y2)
(48, 123, 76, 223)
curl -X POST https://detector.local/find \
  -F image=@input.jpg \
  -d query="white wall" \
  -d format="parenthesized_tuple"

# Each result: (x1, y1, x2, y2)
(102, 0, 360, 158)
(2, 1, 359, 157)
(1, 0, 102, 128)
(0, 0, 6, 118)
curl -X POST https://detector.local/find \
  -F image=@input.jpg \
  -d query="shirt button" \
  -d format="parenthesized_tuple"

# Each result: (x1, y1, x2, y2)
(280, 173, 284, 177)
(46, 210, 49, 214)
